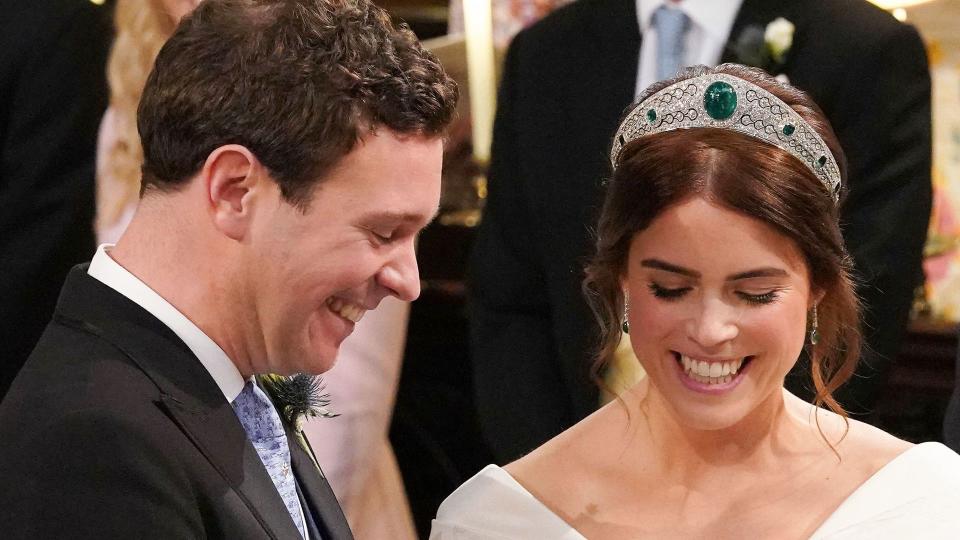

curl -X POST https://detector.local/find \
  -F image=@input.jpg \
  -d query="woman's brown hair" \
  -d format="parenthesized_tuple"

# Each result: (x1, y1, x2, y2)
(583, 64, 861, 420)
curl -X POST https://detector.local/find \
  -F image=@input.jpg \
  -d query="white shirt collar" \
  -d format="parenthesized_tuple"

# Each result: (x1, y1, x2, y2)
(637, 0, 742, 44)
(87, 244, 246, 403)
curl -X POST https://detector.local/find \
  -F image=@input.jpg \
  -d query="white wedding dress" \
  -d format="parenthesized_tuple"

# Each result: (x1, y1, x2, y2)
(430, 442, 960, 539)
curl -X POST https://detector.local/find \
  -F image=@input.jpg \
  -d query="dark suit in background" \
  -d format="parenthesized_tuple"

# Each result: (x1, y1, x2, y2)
(0, 0, 112, 397)
(0, 267, 353, 539)
(469, 0, 932, 462)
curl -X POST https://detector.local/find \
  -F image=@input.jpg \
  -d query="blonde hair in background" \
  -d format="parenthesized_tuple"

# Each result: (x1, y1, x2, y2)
(98, 0, 178, 231)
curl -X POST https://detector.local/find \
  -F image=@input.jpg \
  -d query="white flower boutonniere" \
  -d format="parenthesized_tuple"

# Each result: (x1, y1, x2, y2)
(764, 17, 795, 65)
(728, 17, 795, 75)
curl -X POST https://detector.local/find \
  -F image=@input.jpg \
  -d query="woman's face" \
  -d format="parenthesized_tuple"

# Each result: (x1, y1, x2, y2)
(623, 196, 815, 431)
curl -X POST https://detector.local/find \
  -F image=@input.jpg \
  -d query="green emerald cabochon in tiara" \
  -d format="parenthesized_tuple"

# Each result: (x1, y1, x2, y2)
(704, 81, 737, 120)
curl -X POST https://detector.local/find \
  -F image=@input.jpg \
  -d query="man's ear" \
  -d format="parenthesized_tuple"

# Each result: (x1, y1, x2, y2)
(201, 145, 262, 240)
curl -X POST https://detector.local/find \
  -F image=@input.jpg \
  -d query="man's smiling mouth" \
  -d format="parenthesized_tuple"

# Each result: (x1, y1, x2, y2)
(326, 297, 366, 323)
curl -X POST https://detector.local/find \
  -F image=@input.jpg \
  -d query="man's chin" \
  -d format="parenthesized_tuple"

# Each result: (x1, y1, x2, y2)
(263, 344, 338, 376)
(300, 322, 345, 374)
(299, 347, 339, 375)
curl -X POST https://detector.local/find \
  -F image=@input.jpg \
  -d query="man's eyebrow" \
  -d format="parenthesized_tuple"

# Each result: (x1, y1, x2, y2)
(360, 208, 440, 225)
(640, 259, 700, 278)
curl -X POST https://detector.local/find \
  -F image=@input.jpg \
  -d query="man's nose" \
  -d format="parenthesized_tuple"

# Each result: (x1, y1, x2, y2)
(379, 241, 421, 302)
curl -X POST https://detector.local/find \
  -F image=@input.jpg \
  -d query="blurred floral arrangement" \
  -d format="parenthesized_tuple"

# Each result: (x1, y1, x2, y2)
(918, 42, 960, 323)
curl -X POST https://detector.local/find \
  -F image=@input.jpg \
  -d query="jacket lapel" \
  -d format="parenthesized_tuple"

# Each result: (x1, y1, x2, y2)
(721, 0, 807, 68)
(290, 440, 354, 540)
(256, 376, 353, 540)
(158, 396, 304, 540)
(54, 267, 303, 539)
(722, 0, 769, 64)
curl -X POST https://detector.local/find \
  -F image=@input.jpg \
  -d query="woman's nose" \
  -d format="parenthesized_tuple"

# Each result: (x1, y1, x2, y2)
(687, 297, 739, 349)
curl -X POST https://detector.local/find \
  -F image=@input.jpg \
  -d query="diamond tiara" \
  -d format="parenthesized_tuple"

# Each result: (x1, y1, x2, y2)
(610, 73, 842, 202)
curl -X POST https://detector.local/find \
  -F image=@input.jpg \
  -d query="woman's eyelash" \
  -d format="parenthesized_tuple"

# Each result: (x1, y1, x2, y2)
(648, 283, 690, 300)
(648, 283, 781, 305)
(736, 290, 781, 305)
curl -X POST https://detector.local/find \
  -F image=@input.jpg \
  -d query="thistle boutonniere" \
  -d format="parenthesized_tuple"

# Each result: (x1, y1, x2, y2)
(729, 17, 795, 76)
(259, 373, 337, 469)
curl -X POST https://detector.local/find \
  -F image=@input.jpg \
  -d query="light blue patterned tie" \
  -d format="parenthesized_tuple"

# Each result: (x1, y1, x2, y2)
(652, 4, 691, 81)
(233, 381, 306, 538)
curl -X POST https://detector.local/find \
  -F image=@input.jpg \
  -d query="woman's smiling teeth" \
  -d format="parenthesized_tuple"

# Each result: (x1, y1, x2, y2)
(326, 297, 366, 323)
(679, 354, 746, 385)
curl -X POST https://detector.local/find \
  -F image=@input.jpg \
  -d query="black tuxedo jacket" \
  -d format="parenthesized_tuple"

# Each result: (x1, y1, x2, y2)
(0, 0, 112, 398)
(469, 0, 931, 461)
(0, 266, 353, 540)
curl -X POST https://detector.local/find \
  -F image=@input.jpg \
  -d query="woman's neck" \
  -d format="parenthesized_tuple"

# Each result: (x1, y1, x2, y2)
(628, 382, 818, 483)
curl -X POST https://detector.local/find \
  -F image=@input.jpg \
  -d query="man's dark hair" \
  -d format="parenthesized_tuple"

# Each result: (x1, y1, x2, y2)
(137, 0, 458, 207)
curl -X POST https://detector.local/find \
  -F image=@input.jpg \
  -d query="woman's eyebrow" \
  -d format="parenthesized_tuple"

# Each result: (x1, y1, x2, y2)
(641, 259, 788, 281)
(640, 259, 699, 278)
(727, 268, 788, 281)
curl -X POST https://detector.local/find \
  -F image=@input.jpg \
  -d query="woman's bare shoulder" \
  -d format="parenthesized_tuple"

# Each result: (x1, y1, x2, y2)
(786, 393, 913, 468)
(507, 406, 607, 481)
(841, 414, 913, 463)
(505, 393, 642, 510)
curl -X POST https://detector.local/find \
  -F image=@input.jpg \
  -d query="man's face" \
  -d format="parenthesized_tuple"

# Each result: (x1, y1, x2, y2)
(245, 129, 442, 375)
